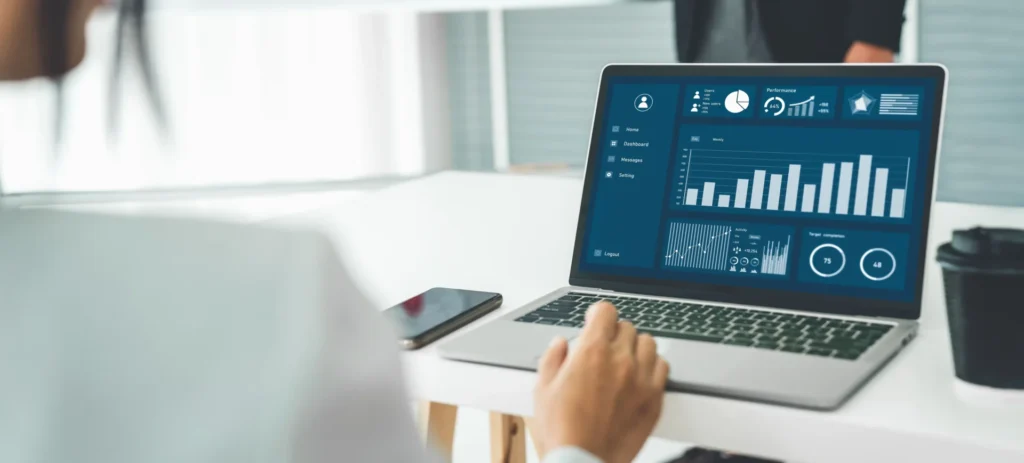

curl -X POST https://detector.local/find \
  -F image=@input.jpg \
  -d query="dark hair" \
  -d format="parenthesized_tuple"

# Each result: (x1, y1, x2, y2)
(38, 0, 167, 143)
(39, 0, 71, 78)
(39, 0, 71, 140)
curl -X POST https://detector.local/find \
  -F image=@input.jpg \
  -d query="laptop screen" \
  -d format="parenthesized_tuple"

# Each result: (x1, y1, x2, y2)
(575, 66, 944, 316)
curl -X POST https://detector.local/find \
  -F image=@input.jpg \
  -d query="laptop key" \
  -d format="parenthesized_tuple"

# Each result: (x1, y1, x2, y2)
(725, 338, 756, 347)
(834, 351, 860, 360)
(619, 312, 641, 322)
(780, 345, 806, 353)
(753, 342, 779, 350)
(808, 348, 834, 357)
(644, 329, 725, 344)
(556, 321, 578, 327)
(779, 329, 804, 339)
(542, 303, 575, 311)
(808, 341, 843, 350)
(544, 312, 574, 321)
(757, 333, 783, 343)
(536, 319, 558, 325)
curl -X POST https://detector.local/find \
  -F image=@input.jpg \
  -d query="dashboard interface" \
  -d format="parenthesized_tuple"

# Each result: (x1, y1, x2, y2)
(580, 74, 940, 307)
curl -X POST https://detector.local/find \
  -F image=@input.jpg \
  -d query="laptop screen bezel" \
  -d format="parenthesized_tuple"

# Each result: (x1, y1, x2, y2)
(569, 64, 947, 320)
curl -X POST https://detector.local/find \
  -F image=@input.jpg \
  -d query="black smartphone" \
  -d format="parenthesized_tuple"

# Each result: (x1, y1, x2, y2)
(384, 288, 503, 350)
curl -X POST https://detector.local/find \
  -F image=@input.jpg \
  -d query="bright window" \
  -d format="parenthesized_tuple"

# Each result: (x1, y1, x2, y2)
(0, 6, 432, 194)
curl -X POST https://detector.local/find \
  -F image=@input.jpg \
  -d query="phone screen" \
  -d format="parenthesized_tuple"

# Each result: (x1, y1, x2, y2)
(383, 288, 499, 340)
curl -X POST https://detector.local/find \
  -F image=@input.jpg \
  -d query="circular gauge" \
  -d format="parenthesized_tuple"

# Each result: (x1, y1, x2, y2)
(750, 258, 760, 267)
(860, 248, 897, 281)
(809, 243, 846, 278)
(730, 256, 740, 265)
(740, 257, 750, 266)
(764, 96, 786, 116)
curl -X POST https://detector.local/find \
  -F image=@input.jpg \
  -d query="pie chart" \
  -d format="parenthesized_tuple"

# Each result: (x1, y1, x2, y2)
(725, 90, 750, 114)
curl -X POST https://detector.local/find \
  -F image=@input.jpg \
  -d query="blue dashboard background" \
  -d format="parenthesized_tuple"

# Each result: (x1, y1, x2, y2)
(579, 76, 938, 307)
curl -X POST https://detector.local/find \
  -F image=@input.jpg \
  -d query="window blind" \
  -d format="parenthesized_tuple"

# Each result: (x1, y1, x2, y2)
(445, 12, 495, 171)
(503, 2, 676, 166)
(921, 1, 1024, 206)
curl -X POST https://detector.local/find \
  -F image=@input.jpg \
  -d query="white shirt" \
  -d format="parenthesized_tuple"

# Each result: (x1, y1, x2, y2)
(0, 211, 599, 463)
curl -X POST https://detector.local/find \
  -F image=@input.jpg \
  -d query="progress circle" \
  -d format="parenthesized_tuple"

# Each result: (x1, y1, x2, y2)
(809, 243, 846, 278)
(859, 248, 897, 281)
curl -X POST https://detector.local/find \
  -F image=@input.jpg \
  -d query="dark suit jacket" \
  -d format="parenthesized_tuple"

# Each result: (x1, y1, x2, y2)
(674, 0, 907, 63)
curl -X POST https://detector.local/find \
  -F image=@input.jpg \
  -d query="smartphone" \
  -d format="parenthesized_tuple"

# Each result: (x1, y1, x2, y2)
(384, 288, 503, 350)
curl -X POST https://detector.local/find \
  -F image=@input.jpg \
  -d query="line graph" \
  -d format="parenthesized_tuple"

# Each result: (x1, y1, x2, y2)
(663, 222, 732, 271)
(664, 220, 794, 278)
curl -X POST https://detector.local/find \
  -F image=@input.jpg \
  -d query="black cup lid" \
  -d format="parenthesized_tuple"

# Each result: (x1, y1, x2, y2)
(937, 227, 1024, 272)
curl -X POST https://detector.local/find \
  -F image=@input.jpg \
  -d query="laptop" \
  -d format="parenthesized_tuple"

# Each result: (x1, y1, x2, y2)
(439, 64, 948, 410)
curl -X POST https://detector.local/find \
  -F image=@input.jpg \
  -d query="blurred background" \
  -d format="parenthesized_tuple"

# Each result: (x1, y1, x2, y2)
(0, 0, 1019, 462)
(1, 0, 1021, 208)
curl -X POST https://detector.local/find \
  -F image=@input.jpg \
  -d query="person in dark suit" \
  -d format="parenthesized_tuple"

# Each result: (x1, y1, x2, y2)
(674, 0, 907, 64)
(669, 2, 907, 461)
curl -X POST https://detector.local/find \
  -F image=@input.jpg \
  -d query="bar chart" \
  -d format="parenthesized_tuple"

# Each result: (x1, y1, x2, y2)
(673, 148, 911, 221)
(663, 220, 793, 278)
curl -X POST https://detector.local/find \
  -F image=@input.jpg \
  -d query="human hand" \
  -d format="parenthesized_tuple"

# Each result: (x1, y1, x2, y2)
(844, 41, 895, 63)
(530, 302, 669, 463)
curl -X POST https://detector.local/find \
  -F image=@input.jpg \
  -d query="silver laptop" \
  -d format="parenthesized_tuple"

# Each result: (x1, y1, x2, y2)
(440, 64, 948, 410)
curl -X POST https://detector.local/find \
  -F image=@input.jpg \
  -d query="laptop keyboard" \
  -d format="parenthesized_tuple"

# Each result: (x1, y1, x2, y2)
(514, 292, 893, 361)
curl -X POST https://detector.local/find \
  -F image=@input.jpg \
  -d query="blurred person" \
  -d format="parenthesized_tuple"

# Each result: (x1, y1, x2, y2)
(670, 2, 906, 462)
(0, 2, 668, 463)
(674, 0, 907, 64)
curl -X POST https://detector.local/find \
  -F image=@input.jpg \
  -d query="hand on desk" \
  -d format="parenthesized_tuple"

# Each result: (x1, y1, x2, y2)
(531, 302, 670, 463)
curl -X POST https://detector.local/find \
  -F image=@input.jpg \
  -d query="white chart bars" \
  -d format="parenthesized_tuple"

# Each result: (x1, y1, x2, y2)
(684, 152, 908, 219)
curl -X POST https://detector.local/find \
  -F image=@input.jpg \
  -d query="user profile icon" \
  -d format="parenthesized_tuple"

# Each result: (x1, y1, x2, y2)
(634, 94, 653, 112)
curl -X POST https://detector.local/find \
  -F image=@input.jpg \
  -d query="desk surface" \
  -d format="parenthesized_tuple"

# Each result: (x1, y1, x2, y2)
(276, 171, 1024, 463)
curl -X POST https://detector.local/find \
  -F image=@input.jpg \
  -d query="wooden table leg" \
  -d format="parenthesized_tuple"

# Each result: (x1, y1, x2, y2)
(418, 401, 458, 462)
(490, 412, 526, 463)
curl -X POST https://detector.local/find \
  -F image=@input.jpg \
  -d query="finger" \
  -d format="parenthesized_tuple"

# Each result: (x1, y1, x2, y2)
(536, 336, 568, 385)
(653, 357, 670, 389)
(611, 320, 638, 354)
(580, 301, 619, 343)
(636, 334, 658, 378)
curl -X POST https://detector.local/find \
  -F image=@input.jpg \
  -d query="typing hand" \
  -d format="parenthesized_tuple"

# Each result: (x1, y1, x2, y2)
(844, 41, 896, 63)
(530, 302, 669, 463)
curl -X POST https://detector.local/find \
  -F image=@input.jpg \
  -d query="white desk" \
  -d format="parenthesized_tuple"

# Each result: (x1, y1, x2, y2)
(276, 171, 1024, 463)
